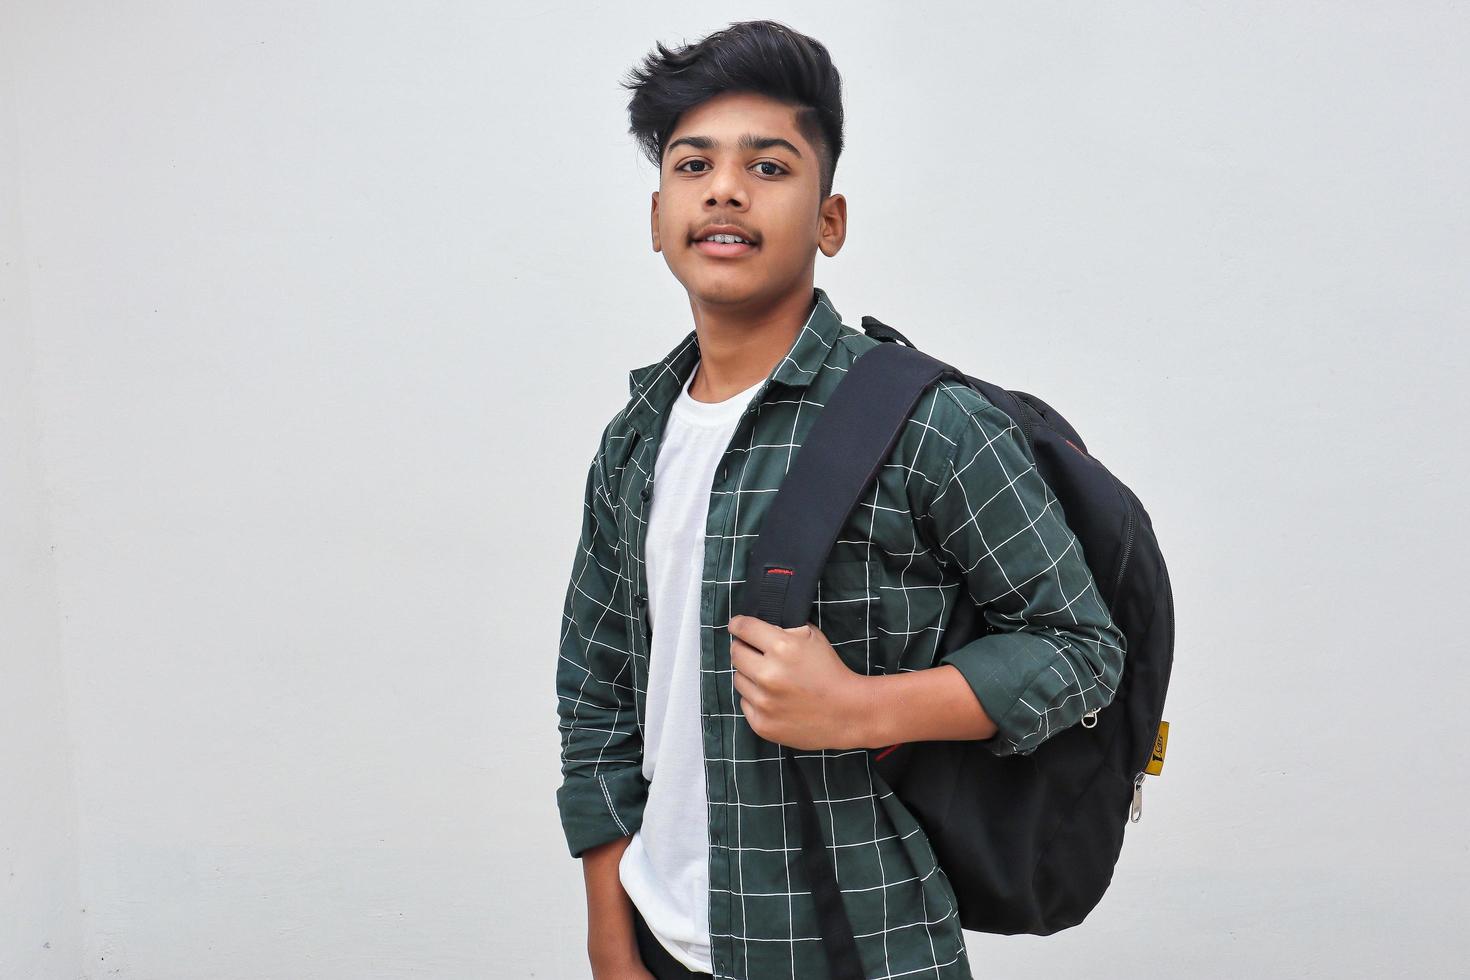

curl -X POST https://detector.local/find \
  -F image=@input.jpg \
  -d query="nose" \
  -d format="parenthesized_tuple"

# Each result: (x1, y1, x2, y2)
(705, 163, 747, 209)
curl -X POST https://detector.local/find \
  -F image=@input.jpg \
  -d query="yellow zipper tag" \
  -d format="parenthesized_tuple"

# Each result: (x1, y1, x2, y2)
(1144, 720, 1169, 776)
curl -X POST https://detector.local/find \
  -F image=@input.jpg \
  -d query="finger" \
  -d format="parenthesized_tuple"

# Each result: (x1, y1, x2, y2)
(732, 667, 760, 706)
(739, 698, 763, 737)
(729, 636, 750, 670)
(729, 627, 765, 658)
(730, 633, 764, 662)
(729, 639, 766, 685)
(728, 613, 784, 649)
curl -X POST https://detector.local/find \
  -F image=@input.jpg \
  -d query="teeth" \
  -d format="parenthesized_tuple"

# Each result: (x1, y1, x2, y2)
(704, 234, 750, 244)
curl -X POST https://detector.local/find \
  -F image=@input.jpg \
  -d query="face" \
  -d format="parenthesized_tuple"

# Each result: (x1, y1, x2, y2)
(650, 90, 846, 310)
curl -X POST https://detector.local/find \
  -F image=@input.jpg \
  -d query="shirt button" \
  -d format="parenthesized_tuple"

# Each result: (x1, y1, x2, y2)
(635, 592, 647, 606)
(640, 486, 651, 502)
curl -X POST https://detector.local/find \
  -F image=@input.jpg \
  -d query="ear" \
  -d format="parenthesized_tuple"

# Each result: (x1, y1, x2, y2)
(650, 191, 661, 253)
(817, 192, 847, 258)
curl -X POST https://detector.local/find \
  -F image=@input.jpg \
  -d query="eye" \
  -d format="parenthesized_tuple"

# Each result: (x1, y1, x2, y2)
(672, 159, 789, 176)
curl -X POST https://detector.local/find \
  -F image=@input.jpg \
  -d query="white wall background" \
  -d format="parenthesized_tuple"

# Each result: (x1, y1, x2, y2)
(3, 2, 1466, 977)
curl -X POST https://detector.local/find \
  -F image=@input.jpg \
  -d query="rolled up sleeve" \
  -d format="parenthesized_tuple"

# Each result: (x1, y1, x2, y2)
(917, 388, 1126, 757)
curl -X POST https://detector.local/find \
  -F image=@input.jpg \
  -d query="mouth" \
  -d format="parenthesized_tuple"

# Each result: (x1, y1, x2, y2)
(691, 236, 759, 258)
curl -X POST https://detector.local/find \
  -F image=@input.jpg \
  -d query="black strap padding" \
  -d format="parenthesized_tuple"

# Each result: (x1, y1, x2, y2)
(734, 342, 961, 627)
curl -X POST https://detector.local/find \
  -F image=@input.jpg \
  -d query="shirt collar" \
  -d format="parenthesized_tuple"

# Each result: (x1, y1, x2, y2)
(624, 286, 846, 437)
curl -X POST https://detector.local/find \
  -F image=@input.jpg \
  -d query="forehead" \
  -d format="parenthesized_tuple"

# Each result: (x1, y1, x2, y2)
(667, 91, 808, 147)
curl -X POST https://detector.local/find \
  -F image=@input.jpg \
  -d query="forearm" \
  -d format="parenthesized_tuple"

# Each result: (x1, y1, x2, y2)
(581, 835, 641, 972)
(856, 664, 999, 748)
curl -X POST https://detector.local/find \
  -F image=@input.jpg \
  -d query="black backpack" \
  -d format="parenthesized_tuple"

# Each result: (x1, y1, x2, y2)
(733, 316, 1175, 979)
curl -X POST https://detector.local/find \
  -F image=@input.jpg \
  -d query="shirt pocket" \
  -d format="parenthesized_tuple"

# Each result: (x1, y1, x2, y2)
(811, 559, 885, 672)
(871, 558, 951, 670)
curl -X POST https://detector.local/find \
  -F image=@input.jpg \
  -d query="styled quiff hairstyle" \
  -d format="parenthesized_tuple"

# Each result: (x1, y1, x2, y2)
(621, 20, 845, 201)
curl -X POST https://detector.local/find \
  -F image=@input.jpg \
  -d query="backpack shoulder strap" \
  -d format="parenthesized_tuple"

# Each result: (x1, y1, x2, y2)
(734, 337, 965, 979)
(734, 341, 963, 626)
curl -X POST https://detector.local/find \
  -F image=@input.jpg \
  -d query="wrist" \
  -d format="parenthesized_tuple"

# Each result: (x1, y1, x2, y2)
(847, 673, 887, 750)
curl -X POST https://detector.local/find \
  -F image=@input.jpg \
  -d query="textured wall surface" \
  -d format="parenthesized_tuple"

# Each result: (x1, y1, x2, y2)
(2, 2, 1466, 977)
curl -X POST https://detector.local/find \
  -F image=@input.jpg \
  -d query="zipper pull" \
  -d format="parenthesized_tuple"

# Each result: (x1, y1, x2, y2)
(1129, 772, 1145, 823)
(1080, 708, 1099, 729)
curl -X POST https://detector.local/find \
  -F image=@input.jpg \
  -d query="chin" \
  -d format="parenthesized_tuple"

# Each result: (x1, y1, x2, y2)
(688, 278, 768, 306)
(670, 262, 751, 298)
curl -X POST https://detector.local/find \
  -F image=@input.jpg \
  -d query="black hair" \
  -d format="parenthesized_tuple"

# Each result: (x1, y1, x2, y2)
(621, 20, 845, 201)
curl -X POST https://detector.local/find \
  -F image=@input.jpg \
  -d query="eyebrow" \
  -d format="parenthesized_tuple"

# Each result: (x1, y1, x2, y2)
(664, 133, 803, 160)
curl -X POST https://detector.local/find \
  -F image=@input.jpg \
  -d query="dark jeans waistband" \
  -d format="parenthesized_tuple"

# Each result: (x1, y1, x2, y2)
(631, 903, 714, 978)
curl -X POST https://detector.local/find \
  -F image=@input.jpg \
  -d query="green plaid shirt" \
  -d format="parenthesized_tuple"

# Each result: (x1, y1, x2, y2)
(555, 287, 1126, 979)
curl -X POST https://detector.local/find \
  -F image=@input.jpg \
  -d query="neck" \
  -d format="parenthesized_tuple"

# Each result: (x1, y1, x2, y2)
(685, 285, 815, 403)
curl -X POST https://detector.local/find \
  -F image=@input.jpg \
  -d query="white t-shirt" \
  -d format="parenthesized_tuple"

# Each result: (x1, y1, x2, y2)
(618, 360, 763, 974)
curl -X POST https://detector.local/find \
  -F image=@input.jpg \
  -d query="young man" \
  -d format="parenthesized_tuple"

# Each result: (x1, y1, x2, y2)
(555, 21, 1126, 980)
